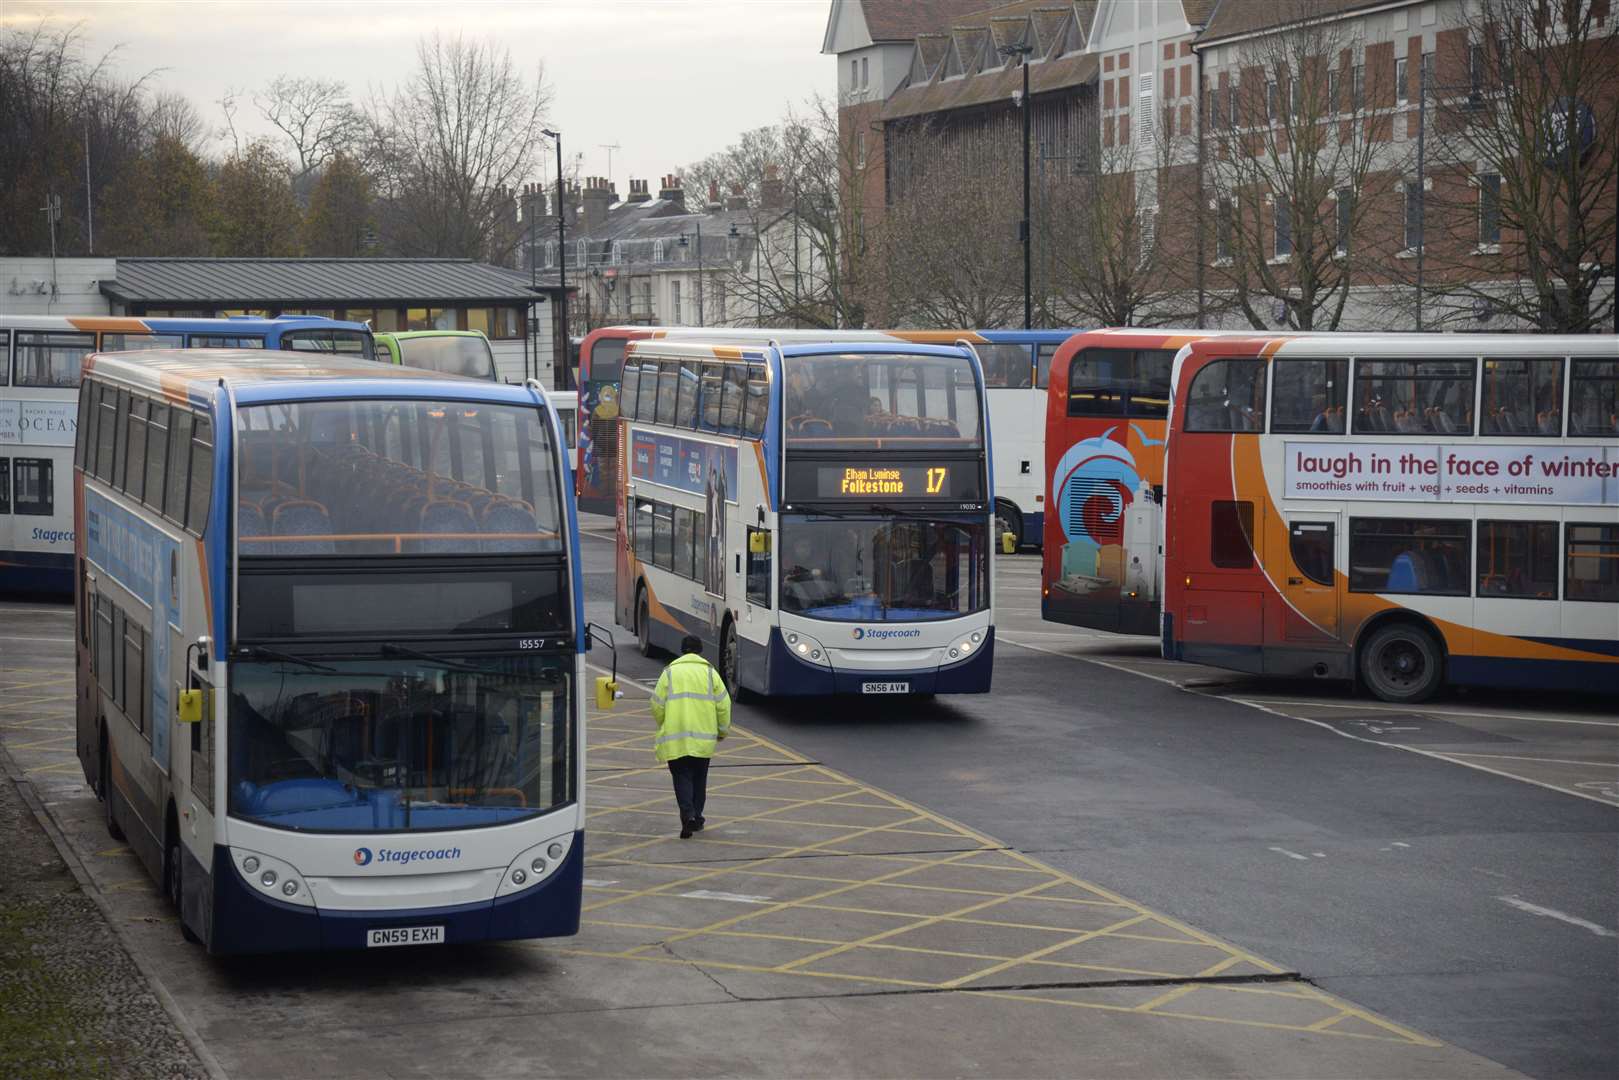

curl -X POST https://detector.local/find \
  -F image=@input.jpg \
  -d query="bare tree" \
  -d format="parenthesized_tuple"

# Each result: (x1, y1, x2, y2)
(254, 75, 364, 187)
(1404, 0, 1616, 332)
(1045, 99, 1202, 326)
(876, 117, 1023, 327)
(366, 33, 552, 263)
(148, 90, 207, 154)
(1202, 5, 1407, 330)
(687, 96, 871, 328)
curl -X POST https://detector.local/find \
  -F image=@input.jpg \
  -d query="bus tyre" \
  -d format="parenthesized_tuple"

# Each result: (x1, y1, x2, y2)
(166, 832, 200, 945)
(720, 621, 749, 704)
(100, 726, 124, 842)
(994, 500, 1023, 551)
(1359, 623, 1443, 704)
(636, 587, 655, 658)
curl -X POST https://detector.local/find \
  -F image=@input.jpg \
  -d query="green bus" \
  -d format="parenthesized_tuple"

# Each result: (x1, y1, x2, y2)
(376, 330, 497, 381)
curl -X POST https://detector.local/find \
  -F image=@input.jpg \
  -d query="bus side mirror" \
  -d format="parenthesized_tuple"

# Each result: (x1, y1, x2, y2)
(177, 690, 203, 724)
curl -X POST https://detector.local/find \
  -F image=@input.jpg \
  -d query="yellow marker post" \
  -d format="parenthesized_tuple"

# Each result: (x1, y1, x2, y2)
(176, 689, 203, 724)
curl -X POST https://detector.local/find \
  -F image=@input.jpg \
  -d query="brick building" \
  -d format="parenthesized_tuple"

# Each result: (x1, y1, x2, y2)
(824, 0, 1617, 331)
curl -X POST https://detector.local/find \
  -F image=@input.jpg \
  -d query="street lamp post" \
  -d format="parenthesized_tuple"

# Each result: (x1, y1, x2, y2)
(999, 41, 1034, 330)
(542, 128, 569, 390)
(680, 223, 705, 327)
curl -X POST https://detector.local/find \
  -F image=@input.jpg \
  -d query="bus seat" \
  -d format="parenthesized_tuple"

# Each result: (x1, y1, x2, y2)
(270, 500, 336, 555)
(239, 501, 270, 554)
(407, 499, 477, 552)
(481, 500, 540, 551)
(1386, 551, 1422, 592)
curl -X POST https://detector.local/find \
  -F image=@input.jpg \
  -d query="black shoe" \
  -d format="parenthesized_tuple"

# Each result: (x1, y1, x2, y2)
(679, 822, 694, 839)
(691, 818, 704, 832)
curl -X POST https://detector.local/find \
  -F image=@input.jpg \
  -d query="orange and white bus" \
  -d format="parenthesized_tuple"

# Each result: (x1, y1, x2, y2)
(1160, 334, 1618, 702)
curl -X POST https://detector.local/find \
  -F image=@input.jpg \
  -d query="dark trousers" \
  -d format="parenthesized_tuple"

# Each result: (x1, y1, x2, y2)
(667, 755, 711, 825)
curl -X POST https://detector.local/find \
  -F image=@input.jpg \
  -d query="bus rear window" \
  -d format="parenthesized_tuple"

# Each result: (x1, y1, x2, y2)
(236, 399, 563, 557)
(393, 335, 495, 380)
(1067, 349, 1173, 418)
(587, 338, 627, 383)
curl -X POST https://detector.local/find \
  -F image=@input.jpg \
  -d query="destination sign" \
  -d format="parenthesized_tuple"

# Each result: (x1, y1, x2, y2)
(813, 463, 973, 500)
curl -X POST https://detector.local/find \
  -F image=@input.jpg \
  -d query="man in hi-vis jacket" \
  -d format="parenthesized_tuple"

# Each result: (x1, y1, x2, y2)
(650, 635, 732, 838)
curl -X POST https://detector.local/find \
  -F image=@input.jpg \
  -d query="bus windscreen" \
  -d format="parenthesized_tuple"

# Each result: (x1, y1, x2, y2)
(783, 352, 982, 449)
(236, 399, 563, 556)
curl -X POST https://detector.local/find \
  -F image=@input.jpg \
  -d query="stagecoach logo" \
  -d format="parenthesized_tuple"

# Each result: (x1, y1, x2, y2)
(354, 847, 373, 866)
(852, 627, 922, 641)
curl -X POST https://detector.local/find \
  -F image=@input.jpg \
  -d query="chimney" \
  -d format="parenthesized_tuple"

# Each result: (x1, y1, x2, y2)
(521, 182, 548, 219)
(626, 178, 652, 204)
(725, 182, 748, 211)
(658, 173, 685, 210)
(760, 164, 785, 210)
(581, 176, 612, 236)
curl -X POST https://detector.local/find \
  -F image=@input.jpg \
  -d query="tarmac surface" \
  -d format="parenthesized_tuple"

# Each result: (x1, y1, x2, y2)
(0, 521, 1608, 1076)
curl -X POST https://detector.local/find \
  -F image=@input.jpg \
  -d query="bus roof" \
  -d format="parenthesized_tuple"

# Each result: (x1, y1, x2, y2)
(625, 339, 974, 363)
(83, 348, 535, 405)
(375, 330, 488, 340)
(1185, 334, 1619, 360)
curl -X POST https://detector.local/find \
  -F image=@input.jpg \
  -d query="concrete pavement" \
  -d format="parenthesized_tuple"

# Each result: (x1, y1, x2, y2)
(0, 591, 1526, 1078)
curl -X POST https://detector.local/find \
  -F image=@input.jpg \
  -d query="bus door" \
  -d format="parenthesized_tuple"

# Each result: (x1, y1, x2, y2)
(1282, 514, 1340, 642)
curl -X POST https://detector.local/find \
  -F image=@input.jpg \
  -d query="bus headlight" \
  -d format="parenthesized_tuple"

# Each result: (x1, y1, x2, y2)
(787, 633, 799, 645)
(232, 849, 313, 907)
(971, 631, 982, 643)
(498, 833, 575, 897)
(783, 630, 829, 665)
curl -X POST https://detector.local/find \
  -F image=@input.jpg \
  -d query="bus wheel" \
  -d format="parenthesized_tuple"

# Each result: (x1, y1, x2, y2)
(1359, 623, 1443, 704)
(994, 500, 1023, 551)
(636, 587, 654, 658)
(720, 621, 748, 703)
(100, 726, 124, 842)
(165, 816, 199, 939)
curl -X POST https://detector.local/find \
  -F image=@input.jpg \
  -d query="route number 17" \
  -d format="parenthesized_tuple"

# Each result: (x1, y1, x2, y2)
(925, 467, 947, 494)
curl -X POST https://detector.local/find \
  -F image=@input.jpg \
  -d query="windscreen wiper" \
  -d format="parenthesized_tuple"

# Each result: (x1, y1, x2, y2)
(242, 646, 337, 673)
(380, 643, 484, 673)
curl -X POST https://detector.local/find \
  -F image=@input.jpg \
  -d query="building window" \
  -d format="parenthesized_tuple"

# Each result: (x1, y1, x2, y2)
(1328, 69, 1341, 114)
(1420, 52, 1433, 97)
(1227, 81, 1239, 127)
(1396, 56, 1409, 104)
(671, 280, 682, 323)
(0, 458, 9, 514)
(1274, 202, 1292, 258)
(1352, 64, 1365, 111)
(1404, 181, 1424, 251)
(1216, 198, 1233, 261)
(856, 131, 866, 169)
(1469, 43, 1485, 104)
(1289, 76, 1300, 118)
(1349, 519, 1471, 596)
(1478, 173, 1501, 246)
(861, 57, 869, 88)
(1266, 80, 1278, 120)
(13, 457, 53, 516)
(1335, 187, 1354, 254)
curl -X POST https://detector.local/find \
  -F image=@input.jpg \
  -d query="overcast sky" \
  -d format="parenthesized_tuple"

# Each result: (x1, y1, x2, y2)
(9, 0, 833, 189)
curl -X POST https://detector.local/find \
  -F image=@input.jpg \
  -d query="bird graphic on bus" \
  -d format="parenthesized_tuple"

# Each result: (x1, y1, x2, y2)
(1052, 428, 1160, 602)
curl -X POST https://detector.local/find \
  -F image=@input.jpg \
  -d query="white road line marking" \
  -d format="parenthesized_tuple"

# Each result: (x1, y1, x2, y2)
(0, 635, 74, 643)
(1440, 752, 1619, 768)
(1248, 697, 1619, 728)
(1498, 896, 1617, 938)
(1391, 842, 1411, 848)
(1311, 852, 1326, 858)
(678, 889, 771, 904)
(582, 879, 621, 887)
(1268, 846, 1309, 861)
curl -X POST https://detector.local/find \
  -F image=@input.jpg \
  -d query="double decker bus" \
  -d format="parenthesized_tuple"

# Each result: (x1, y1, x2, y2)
(1160, 334, 1618, 702)
(1041, 328, 1235, 635)
(1, 315, 372, 593)
(613, 339, 994, 697)
(74, 348, 585, 953)
(577, 326, 1076, 550)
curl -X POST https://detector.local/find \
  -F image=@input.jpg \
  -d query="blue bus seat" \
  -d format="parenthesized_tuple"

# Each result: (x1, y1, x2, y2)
(481, 499, 539, 551)
(270, 500, 336, 554)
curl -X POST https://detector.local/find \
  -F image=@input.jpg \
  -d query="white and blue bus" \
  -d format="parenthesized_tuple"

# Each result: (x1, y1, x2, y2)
(2, 315, 373, 594)
(614, 339, 994, 697)
(74, 348, 585, 954)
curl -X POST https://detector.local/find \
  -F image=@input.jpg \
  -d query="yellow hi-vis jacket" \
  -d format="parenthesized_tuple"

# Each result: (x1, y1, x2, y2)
(650, 654, 732, 762)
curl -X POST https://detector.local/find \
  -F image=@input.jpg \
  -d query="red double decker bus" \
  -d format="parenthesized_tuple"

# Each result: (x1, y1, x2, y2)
(1160, 334, 1618, 702)
(1041, 329, 1247, 634)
